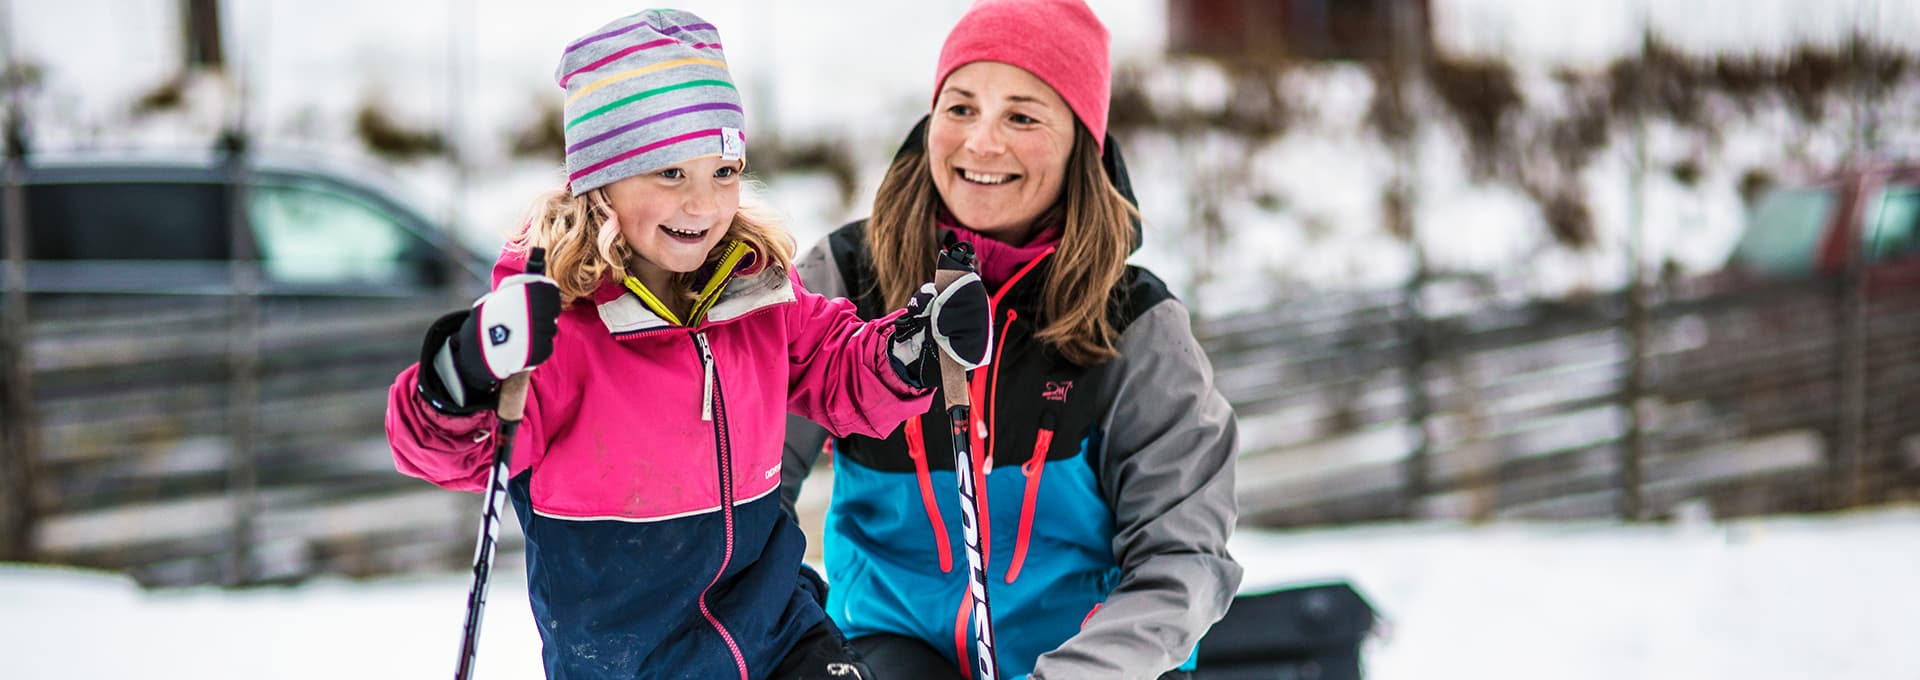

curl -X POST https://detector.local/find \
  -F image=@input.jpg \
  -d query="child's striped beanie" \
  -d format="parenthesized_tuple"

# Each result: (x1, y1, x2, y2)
(556, 9, 746, 196)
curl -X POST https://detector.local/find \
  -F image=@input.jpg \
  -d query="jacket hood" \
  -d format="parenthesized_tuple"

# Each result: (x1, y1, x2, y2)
(890, 113, 1144, 254)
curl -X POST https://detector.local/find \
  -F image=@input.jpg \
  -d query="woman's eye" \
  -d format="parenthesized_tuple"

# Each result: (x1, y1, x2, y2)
(945, 104, 974, 117)
(1010, 113, 1038, 125)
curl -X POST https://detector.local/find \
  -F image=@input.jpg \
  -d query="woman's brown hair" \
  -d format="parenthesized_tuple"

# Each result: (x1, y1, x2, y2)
(867, 123, 1135, 365)
(508, 181, 793, 306)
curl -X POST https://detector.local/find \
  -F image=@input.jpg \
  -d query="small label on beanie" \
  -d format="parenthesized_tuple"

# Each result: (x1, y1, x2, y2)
(720, 127, 745, 161)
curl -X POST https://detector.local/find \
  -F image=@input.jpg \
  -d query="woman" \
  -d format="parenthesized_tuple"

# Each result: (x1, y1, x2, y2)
(782, 1, 1242, 678)
(386, 9, 988, 678)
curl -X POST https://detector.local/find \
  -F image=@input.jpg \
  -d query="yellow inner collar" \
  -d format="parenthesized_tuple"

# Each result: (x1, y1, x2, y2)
(620, 241, 750, 327)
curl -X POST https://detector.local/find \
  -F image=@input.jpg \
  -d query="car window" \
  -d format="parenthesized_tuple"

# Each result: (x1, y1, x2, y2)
(22, 181, 230, 260)
(1733, 187, 1834, 277)
(1865, 185, 1920, 262)
(248, 181, 441, 287)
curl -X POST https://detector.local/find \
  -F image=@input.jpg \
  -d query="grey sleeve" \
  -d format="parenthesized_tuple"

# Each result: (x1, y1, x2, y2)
(793, 237, 848, 298)
(781, 237, 848, 520)
(781, 415, 832, 521)
(1030, 299, 1243, 680)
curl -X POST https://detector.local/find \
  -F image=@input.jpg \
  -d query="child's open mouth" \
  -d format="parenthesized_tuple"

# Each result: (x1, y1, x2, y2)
(660, 225, 708, 243)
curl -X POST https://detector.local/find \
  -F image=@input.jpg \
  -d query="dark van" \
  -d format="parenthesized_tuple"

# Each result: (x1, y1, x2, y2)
(3, 150, 487, 312)
(1, 151, 492, 586)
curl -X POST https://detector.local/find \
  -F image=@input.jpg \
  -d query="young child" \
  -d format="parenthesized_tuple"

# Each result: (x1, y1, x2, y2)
(385, 10, 990, 679)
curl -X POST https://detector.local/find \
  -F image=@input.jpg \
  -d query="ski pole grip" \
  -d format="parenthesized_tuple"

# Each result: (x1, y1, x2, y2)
(497, 373, 531, 422)
(932, 244, 973, 410)
(496, 246, 547, 423)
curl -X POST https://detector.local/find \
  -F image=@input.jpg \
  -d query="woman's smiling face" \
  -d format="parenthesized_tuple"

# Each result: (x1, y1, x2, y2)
(927, 61, 1077, 243)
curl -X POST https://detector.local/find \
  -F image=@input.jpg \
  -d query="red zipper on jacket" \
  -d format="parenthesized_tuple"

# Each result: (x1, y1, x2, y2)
(692, 331, 749, 680)
(905, 417, 954, 573)
(1005, 420, 1052, 584)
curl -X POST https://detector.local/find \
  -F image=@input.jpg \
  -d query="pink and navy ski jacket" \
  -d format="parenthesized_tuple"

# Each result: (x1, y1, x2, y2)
(387, 247, 931, 679)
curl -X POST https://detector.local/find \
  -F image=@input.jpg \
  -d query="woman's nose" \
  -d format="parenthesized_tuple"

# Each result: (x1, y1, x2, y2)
(963, 120, 1006, 156)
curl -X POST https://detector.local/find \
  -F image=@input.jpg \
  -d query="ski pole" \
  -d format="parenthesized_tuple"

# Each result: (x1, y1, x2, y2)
(454, 246, 545, 680)
(934, 242, 998, 680)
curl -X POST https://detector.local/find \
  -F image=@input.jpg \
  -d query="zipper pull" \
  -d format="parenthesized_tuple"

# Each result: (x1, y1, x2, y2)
(695, 331, 715, 421)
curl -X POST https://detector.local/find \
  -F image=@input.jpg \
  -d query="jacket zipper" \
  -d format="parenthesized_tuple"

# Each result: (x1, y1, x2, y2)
(700, 331, 717, 421)
(905, 417, 955, 573)
(1005, 412, 1054, 584)
(693, 331, 748, 680)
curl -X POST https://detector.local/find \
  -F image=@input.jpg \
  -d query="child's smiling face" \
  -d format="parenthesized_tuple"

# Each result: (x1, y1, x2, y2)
(598, 155, 743, 288)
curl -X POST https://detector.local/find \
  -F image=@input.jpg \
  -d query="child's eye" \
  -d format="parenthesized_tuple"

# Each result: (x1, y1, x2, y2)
(658, 168, 685, 180)
(714, 166, 738, 179)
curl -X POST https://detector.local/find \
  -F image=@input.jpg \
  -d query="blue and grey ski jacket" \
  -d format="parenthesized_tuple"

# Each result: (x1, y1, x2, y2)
(782, 124, 1242, 680)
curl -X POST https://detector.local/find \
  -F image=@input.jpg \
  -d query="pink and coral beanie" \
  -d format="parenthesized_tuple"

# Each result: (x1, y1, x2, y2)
(934, 0, 1112, 149)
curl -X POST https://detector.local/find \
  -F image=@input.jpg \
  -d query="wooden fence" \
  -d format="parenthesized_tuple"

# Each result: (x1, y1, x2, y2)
(5, 295, 503, 586)
(1204, 274, 1920, 527)
(2, 272, 1915, 587)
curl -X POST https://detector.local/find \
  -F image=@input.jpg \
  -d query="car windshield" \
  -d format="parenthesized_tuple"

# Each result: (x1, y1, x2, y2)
(1866, 185, 1920, 262)
(1733, 187, 1834, 277)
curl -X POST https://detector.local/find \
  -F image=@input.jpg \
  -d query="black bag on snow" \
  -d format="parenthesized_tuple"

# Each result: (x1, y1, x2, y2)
(1188, 580, 1379, 680)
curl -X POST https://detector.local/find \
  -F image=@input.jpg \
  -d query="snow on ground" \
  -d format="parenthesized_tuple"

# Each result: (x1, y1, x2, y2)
(6, 5, 1919, 674)
(3, 505, 1918, 679)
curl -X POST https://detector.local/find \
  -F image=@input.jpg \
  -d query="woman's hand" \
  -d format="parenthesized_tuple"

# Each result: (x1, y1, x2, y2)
(889, 244, 993, 388)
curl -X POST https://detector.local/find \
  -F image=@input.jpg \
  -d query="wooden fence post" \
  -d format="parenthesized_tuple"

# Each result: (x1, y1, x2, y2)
(1399, 271, 1433, 518)
(0, 97, 35, 562)
(1616, 15, 1651, 522)
(1620, 275, 1649, 521)
(222, 132, 261, 585)
(1832, 32, 1876, 510)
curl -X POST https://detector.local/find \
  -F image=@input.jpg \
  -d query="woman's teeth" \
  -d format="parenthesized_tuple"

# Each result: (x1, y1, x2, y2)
(960, 169, 1014, 185)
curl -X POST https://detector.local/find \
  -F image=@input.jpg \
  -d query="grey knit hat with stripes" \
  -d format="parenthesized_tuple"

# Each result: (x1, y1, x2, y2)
(555, 9, 746, 196)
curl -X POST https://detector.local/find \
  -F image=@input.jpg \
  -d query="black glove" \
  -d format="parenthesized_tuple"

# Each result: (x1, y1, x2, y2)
(418, 266, 562, 414)
(889, 243, 992, 389)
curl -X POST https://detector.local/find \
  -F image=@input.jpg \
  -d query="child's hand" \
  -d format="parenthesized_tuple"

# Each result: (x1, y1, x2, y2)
(888, 245, 992, 388)
(452, 271, 563, 391)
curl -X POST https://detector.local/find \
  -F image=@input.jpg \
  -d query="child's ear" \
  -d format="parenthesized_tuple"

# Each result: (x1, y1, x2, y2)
(589, 189, 616, 220)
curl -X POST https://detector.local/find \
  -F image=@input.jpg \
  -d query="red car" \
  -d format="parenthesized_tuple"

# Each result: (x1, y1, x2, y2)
(1725, 160, 1920, 290)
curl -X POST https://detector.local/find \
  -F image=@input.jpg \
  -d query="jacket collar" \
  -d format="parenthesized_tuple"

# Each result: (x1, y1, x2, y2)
(593, 242, 795, 336)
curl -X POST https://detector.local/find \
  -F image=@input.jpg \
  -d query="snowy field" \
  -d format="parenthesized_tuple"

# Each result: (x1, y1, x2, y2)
(5, 3, 1919, 678)
(4, 504, 1918, 680)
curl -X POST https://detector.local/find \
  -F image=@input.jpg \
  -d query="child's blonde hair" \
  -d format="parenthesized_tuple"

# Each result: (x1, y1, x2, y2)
(509, 182, 794, 306)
